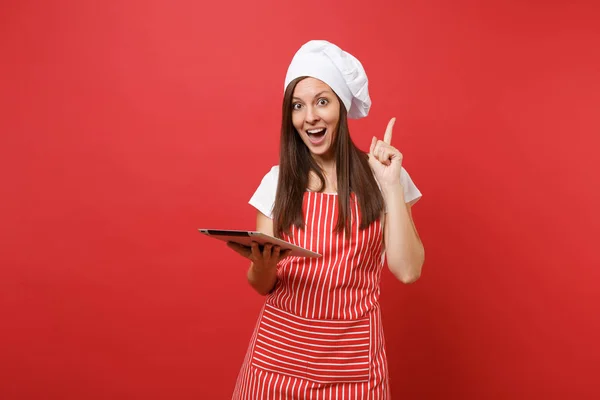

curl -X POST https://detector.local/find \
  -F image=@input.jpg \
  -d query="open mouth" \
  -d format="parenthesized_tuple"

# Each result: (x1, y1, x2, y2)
(307, 128, 327, 144)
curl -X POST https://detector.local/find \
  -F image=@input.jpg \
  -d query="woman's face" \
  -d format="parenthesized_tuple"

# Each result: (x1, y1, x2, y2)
(291, 78, 341, 162)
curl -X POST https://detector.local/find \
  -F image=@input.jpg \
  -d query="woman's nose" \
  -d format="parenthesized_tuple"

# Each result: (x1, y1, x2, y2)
(305, 106, 321, 123)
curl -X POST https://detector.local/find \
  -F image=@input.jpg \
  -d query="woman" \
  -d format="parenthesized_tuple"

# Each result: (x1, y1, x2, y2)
(228, 40, 424, 399)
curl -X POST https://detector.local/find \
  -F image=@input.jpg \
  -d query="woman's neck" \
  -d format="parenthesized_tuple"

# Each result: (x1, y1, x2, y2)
(313, 153, 336, 172)
(309, 156, 337, 193)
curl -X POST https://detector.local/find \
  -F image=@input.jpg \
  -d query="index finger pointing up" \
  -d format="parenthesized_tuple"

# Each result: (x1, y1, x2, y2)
(383, 117, 396, 145)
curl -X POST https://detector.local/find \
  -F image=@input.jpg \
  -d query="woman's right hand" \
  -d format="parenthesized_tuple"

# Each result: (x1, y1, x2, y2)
(227, 241, 291, 270)
(228, 242, 291, 295)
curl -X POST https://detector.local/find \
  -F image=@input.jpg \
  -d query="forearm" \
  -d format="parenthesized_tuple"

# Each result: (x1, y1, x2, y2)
(382, 184, 425, 283)
(247, 262, 278, 295)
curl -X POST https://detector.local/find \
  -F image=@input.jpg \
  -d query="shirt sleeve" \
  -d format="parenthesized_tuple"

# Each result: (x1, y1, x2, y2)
(400, 167, 422, 206)
(248, 165, 279, 219)
(375, 167, 422, 212)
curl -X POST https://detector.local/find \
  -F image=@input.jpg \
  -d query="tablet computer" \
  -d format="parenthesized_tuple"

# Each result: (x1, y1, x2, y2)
(198, 229, 322, 258)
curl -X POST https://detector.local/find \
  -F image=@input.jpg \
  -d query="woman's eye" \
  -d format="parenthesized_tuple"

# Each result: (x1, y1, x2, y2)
(317, 98, 329, 106)
(292, 103, 302, 110)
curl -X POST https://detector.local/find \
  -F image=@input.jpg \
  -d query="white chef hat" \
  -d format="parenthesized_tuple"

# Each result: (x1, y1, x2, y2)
(284, 40, 372, 119)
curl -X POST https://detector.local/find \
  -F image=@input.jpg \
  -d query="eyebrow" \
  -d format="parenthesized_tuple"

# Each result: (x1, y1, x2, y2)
(292, 91, 331, 101)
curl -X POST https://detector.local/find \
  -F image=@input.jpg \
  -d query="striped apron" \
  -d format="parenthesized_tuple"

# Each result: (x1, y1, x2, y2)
(233, 192, 390, 399)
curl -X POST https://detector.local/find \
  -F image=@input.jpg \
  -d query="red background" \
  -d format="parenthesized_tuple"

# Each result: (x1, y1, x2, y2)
(1, 0, 599, 398)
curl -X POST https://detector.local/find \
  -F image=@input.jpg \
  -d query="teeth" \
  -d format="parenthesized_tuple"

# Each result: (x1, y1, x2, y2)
(307, 129, 326, 134)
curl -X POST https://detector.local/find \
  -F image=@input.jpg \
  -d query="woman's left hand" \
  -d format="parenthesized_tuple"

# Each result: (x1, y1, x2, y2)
(368, 117, 403, 188)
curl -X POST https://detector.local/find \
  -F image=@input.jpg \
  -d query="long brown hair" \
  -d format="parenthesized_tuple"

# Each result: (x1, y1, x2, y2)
(272, 77, 385, 238)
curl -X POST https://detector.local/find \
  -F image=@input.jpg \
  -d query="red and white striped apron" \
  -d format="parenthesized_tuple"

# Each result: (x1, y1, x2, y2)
(233, 192, 390, 399)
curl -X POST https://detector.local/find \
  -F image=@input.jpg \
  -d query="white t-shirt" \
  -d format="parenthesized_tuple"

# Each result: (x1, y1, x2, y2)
(249, 165, 422, 219)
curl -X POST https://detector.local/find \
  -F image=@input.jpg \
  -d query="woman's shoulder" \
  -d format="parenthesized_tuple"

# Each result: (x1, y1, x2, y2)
(248, 165, 280, 219)
(258, 165, 280, 187)
(267, 165, 280, 178)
